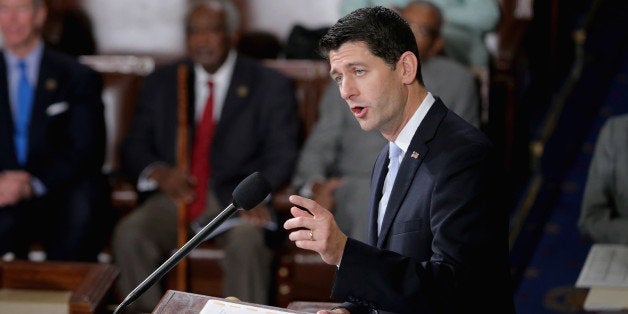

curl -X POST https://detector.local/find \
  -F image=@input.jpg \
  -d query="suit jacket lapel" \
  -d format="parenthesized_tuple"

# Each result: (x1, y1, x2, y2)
(367, 145, 388, 246)
(183, 57, 251, 158)
(27, 48, 74, 169)
(30, 49, 56, 150)
(375, 99, 448, 248)
(376, 141, 427, 247)
(214, 55, 251, 141)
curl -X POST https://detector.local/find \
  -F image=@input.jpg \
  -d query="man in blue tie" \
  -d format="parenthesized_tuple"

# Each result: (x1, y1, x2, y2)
(284, 6, 514, 313)
(0, 0, 109, 262)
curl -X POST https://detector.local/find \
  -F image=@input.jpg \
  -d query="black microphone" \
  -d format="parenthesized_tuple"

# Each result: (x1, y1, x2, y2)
(113, 172, 271, 314)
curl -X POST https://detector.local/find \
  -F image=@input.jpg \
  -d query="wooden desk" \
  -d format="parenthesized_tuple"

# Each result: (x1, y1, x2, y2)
(0, 260, 118, 314)
(286, 301, 341, 312)
(154, 290, 307, 313)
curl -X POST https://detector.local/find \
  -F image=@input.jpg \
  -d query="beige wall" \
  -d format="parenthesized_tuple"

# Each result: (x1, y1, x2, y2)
(83, 0, 186, 56)
(82, 0, 341, 56)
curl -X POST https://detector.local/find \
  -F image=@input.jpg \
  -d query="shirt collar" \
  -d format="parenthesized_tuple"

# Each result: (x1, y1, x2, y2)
(4, 40, 43, 81)
(393, 92, 435, 154)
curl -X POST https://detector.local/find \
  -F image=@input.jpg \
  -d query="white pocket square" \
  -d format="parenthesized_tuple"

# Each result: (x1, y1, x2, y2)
(46, 101, 69, 116)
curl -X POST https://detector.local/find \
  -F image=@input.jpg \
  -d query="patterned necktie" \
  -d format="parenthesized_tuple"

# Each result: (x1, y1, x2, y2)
(189, 80, 215, 222)
(378, 142, 403, 234)
(15, 60, 33, 165)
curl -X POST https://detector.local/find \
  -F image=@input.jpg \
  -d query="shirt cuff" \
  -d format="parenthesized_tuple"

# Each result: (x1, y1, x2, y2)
(137, 162, 166, 192)
(30, 177, 46, 196)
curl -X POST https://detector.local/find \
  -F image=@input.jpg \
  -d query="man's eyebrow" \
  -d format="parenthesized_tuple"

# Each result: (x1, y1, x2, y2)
(330, 62, 366, 76)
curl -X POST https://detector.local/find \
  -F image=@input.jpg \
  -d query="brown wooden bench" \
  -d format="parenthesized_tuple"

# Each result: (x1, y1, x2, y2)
(0, 260, 118, 314)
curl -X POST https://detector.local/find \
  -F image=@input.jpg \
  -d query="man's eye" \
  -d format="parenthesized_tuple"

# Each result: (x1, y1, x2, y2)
(355, 69, 365, 75)
(334, 76, 343, 84)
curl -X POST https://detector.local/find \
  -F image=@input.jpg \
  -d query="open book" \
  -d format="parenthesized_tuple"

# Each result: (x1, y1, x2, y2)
(200, 296, 303, 314)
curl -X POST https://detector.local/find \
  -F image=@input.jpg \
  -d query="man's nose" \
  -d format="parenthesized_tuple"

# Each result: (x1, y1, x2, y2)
(339, 78, 357, 101)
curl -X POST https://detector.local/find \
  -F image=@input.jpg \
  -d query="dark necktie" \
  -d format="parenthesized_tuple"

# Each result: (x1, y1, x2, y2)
(189, 80, 215, 222)
(15, 60, 33, 165)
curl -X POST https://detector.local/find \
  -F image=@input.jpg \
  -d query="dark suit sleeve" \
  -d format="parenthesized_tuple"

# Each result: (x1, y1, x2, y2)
(120, 67, 177, 181)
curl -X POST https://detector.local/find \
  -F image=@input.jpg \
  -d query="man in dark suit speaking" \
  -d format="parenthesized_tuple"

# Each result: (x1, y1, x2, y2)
(284, 6, 515, 314)
(0, 0, 107, 262)
(111, 0, 301, 312)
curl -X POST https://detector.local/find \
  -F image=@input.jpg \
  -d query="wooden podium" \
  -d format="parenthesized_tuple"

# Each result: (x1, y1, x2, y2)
(154, 290, 338, 313)
(0, 260, 118, 314)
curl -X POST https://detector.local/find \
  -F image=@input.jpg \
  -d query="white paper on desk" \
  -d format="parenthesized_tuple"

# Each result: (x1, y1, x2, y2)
(200, 298, 297, 314)
(576, 244, 628, 288)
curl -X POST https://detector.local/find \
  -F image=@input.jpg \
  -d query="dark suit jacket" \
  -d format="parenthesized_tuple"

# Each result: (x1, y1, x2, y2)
(0, 47, 107, 260)
(121, 55, 300, 208)
(0, 47, 105, 194)
(330, 99, 514, 313)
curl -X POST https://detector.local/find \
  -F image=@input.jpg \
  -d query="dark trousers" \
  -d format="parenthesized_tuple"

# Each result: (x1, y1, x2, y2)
(0, 174, 112, 261)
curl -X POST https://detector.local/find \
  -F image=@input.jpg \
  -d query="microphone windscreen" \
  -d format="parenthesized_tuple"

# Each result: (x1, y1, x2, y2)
(232, 172, 271, 210)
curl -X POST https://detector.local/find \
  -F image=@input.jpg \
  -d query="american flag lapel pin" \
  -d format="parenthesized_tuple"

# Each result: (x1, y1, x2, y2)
(411, 151, 420, 159)
(237, 85, 249, 98)
(45, 79, 57, 91)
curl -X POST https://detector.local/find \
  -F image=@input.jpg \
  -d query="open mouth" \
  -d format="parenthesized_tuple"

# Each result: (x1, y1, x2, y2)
(351, 106, 366, 117)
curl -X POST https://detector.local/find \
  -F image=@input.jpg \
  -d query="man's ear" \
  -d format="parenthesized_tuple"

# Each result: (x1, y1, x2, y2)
(399, 51, 418, 84)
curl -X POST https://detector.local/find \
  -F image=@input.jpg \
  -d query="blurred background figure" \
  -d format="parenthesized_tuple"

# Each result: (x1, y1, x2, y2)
(339, 0, 500, 74)
(289, 0, 480, 241)
(42, 0, 96, 57)
(578, 113, 628, 244)
(0, 0, 109, 262)
(402, 0, 480, 126)
(110, 0, 300, 312)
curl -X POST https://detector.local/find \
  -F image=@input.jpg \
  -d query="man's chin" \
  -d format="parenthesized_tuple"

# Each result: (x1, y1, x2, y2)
(192, 55, 219, 70)
(357, 120, 376, 132)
